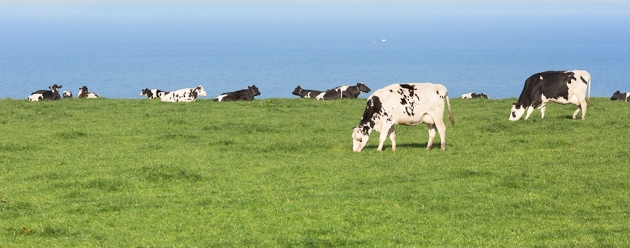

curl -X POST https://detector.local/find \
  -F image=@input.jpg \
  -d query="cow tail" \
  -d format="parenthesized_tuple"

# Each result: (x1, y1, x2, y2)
(587, 75, 592, 106)
(446, 93, 455, 127)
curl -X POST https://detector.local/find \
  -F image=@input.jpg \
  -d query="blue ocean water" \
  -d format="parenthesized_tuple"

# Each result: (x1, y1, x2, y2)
(1, 3, 629, 100)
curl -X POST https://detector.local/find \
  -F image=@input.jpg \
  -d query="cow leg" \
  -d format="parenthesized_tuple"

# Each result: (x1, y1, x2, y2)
(540, 105, 547, 119)
(524, 105, 536, 120)
(377, 125, 394, 151)
(426, 124, 436, 150)
(435, 120, 447, 150)
(576, 97, 587, 120)
(389, 130, 397, 151)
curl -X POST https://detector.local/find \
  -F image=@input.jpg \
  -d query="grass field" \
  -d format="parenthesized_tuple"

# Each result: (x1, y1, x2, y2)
(1, 97, 629, 246)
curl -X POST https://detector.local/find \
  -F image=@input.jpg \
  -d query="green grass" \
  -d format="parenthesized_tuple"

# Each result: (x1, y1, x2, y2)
(1, 97, 629, 246)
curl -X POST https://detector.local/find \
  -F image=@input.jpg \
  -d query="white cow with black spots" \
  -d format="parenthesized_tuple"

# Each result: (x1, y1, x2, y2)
(352, 83, 454, 152)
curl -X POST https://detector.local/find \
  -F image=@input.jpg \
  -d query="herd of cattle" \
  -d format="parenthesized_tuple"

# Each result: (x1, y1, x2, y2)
(26, 70, 628, 152)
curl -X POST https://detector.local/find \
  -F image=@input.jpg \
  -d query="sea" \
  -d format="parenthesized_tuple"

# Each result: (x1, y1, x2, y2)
(1, 3, 629, 100)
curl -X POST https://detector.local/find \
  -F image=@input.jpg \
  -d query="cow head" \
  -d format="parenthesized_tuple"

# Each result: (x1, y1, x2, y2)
(352, 125, 371, 152)
(49, 84, 62, 93)
(610, 90, 623, 101)
(357, 82, 371, 93)
(62, 91, 72, 98)
(292, 85, 302, 96)
(79, 86, 88, 94)
(509, 104, 526, 121)
(249, 85, 261, 96)
(195, 85, 208, 96)
(141, 88, 154, 98)
(480, 93, 488, 99)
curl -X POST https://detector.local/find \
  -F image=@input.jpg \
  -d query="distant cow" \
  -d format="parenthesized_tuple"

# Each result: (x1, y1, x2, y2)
(160, 85, 207, 102)
(62, 91, 73, 98)
(214, 85, 261, 102)
(78, 86, 100, 98)
(610, 91, 630, 102)
(352, 83, 454, 152)
(28, 84, 62, 101)
(460, 92, 488, 99)
(292, 85, 323, 99)
(141, 88, 169, 99)
(509, 70, 591, 121)
(316, 82, 371, 100)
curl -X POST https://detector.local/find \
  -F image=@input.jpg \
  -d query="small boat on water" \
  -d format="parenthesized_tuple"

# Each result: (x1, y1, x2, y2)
(381, 39, 386, 42)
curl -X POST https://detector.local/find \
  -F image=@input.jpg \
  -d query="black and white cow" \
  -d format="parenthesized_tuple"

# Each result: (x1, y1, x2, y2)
(78, 86, 100, 98)
(28, 84, 62, 101)
(62, 91, 73, 98)
(141, 88, 169, 99)
(213, 85, 261, 102)
(610, 91, 630, 102)
(509, 70, 591, 121)
(352, 83, 454, 152)
(292, 85, 323, 99)
(460, 92, 488, 99)
(160, 85, 207, 102)
(316, 82, 371, 100)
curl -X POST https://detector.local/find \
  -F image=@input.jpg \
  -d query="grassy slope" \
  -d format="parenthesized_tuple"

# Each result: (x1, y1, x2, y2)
(1, 97, 629, 246)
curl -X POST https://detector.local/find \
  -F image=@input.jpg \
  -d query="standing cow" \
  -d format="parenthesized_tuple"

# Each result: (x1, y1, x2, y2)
(460, 92, 488, 99)
(316, 82, 371, 100)
(352, 83, 454, 152)
(213, 85, 261, 102)
(28, 84, 62, 101)
(509, 70, 591, 121)
(292, 85, 323, 99)
(160, 85, 207, 102)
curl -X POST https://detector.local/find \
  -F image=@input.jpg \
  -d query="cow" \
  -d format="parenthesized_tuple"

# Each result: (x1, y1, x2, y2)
(460, 92, 488, 99)
(316, 82, 371, 100)
(213, 85, 261, 102)
(78, 86, 100, 98)
(610, 91, 630, 102)
(62, 91, 73, 98)
(28, 84, 62, 101)
(509, 70, 591, 121)
(292, 85, 323, 99)
(141, 88, 169, 99)
(352, 83, 454, 152)
(160, 85, 207, 102)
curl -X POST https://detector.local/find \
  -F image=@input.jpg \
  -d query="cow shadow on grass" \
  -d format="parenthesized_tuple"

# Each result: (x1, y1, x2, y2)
(363, 143, 431, 151)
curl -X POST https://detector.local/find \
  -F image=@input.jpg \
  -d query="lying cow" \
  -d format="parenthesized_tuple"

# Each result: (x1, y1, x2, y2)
(141, 88, 169, 99)
(292, 85, 323, 99)
(160, 85, 207, 102)
(509, 70, 591, 121)
(610, 91, 630, 102)
(316, 82, 371, 100)
(352, 83, 454, 152)
(28, 84, 62, 101)
(214, 85, 261, 102)
(62, 91, 73, 98)
(460, 92, 488, 99)
(78, 86, 100, 98)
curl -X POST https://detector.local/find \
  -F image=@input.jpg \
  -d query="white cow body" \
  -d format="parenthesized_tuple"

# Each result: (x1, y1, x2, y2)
(160, 85, 207, 102)
(352, 83, 454, 152)
(28, 94, 43, 101)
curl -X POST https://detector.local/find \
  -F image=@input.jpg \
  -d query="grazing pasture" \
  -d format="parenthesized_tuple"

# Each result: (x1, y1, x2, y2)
(1, 97, 629, 246)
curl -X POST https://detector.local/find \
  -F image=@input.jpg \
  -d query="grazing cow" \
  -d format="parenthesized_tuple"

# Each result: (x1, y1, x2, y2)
(610, 91, 630, 102)
(28, 84, 62, 101)
(352, 83, 454, 152)
(141, 88, 169, 99)
(316, 82, 371, 100)
(78, 86, 100, 98)
(214, 85, 261, 102)
(510, 70, 591, 121)
(460, 92, 488, 99)
(62, 91, 73, 98)
(292, 85, 323, 99)
(160, 85, 207, 102)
